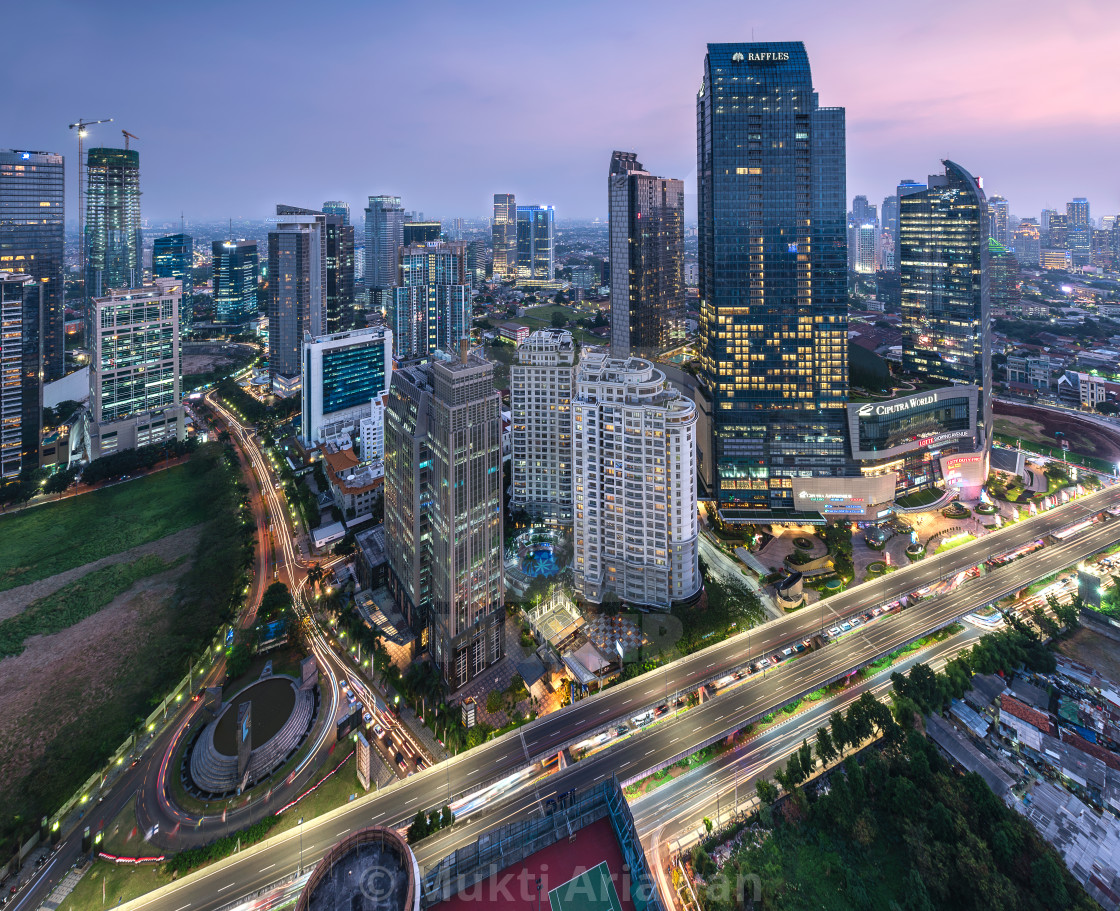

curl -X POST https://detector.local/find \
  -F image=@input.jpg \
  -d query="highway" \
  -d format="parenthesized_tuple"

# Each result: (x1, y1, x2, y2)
(114, 510, 1120, 911)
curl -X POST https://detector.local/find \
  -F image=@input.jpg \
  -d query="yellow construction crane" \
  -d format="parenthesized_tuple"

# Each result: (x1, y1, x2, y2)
(121, 129, 140, 150)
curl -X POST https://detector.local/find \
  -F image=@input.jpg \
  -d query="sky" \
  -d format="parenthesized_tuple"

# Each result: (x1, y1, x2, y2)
(5, 0, 1119, 225)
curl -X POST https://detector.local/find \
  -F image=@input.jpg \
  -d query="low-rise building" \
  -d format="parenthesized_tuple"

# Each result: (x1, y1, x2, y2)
(498, 321, 530, 344)
(321, 440, 383, 520)
(1006, 354, 1053, 391)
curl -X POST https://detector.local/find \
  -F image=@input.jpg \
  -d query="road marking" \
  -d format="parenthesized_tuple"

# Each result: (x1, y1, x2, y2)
(172, 905, 192, 911)
(217, 883, 235, 892)
(336, 828, 350, 838)
(258, 864, 275, 872)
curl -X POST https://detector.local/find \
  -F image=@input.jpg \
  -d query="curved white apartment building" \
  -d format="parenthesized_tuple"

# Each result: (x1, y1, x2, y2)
(573, 352, 700, 608)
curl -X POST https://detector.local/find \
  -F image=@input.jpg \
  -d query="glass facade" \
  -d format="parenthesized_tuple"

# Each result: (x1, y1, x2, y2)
(0, 150, 65, 382)
(899, 160, 992, 443)
(856, 397, 972, 453)
(319, 340, 387, 414)
(697, 42, 849, 516)
(212, 239, 258, 324)
(364, 196, 404, 291)
(389, 242, 471, 359)
(491, 194, 517, 279)
(321, 200, 350, 225)
(152, 233, 193, 333)
(515, 205, 554, 279)
(323, 213, 355, 333)
(0, 273, 41, 480)
(85, 148, 141, 298)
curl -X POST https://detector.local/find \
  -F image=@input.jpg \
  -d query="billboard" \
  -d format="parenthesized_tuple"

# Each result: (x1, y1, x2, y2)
(336, 709, 361, 742)
(300, 655, 318, 690)
(356, 732, 371, 790)
(237, 701, 253, 781)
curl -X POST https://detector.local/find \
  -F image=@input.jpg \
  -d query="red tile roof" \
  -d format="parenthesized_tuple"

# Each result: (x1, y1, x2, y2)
(1000, 694, 1057, 735)
(1061, 729, 1120, 772)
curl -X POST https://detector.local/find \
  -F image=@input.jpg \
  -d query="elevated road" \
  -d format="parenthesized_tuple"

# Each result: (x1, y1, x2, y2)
(117, 510, 1120, 911)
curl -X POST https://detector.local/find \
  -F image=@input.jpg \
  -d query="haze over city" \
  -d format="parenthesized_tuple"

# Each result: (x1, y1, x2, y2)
(5, 0, 1119, 221)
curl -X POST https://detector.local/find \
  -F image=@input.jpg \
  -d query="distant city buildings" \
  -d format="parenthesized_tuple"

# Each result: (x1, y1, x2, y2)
(152, 233, 193, 334)
(322, 200, 350, 225)
(385, 348, 504, 690)
(0, 149, 65, 382)
(402, 221, 441, 245)
(1013, 219, 1041, 267)
(510, 329, 576, 525)
(491, 194, 517, 281)
(87, 277, 183, 458)
(1067, 197, 1092, 266)
(0, 272, 42, 480)
(85, 147, 142, 300)
(268, 205, 327, 394)
(987, 194, 1010, 247)
(364, 195, 405, 300)
(607, 150, 684, 357)
(572, 352, 699, 608)
(389, 241, 471, 360)
(516, 205, 555, 281)
(988, 239, 1021, 315)
(211, 239, 259, 325)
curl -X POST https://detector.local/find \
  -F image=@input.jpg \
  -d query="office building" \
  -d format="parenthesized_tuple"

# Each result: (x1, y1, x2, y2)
(1041, 249, 1072, 270)
(389, 241, 471, 360)
(323, 210, 355, 333)
(572, 351, 700, 608)
(516, 205, 555, 280)
(607, 151, 685, 357)
(1013, 219, 1041, 267)
(696, 42, 849, 520)
(301, 326, 392, 447)
(1046, 213, 1068, 250)
(988, 239, 1021, 315)
(510, 329, 576, 525)
(899, 160, 991, 481)
(987, 195, 1010, 247)
(895, 179, 926, 256)
(384, 347, 504, 690)
(212, 239, 259, 324)
(491, 194, 517, 280)
(88, 277, 183, 458)
(880, 195, 899, 265)
(268, 206, 327, 393)
(364, 195, 405, 295)
(403, 221, 441, 245)
(856, 223, 878, 273)
(1068, 197, 1092, 265)
(1006, 354, 1052, 391)
(0, 150, 65, 382)
(85, 147, 142, 300)
(848, 196, 877, 271)
(152, 233, 193, 334)
(322, 200, 350, 225)
(0, 272, 42, 480)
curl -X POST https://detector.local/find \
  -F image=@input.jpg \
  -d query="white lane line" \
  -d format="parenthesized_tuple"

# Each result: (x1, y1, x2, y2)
(217, 883, 235, 892)
(258, 864, 275, 873)
(173, 904, 192, 911)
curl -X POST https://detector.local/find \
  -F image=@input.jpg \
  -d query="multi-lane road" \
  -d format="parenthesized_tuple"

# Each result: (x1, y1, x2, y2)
(113, 499, 1120, 911)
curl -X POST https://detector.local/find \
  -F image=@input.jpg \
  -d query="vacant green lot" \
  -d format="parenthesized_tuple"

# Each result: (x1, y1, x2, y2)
(0, 466, 213, 592)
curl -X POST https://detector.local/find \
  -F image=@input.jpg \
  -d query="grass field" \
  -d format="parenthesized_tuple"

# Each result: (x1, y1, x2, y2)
(0, 466, 216, 593)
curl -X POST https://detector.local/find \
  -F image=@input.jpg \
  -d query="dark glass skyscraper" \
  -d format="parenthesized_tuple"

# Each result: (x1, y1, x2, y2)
(0, 272, 42, 480)
(364, 195, 404, 296)
(515, 205, 555, 280)
(322, 212, 355, 333)
(697, 42, 848, 518)
(268, 206, 326, 389)
(85, 148, 141, 299)
(212, 239, 258, 324)
(900, 160, 992, 448)
(0, 150, 65, 382)
(491, 194, 517, 280)
(152, 233, 193, 334)
(322, 200, 350, 225)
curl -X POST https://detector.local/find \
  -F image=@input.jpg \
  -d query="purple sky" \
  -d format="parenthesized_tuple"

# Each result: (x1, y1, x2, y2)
(6, 0, 1118, 224)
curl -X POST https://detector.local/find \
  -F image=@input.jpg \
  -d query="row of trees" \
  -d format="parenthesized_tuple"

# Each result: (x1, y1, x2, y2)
(406, 805, 454, 844)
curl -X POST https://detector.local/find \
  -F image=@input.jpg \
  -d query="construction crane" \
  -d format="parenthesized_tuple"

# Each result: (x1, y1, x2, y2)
(121, 129, 139, 150)
(68, 117, 112, 302)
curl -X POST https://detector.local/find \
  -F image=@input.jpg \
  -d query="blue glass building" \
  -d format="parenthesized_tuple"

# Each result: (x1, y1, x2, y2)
(697, 43, 849, 520)
(152, 233, 193, 333)
(211, 239, 259, 325)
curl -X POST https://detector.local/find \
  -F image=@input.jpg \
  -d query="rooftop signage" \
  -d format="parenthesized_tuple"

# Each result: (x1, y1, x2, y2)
(732, 51, 791, 63)
(857, 393, 937, 418)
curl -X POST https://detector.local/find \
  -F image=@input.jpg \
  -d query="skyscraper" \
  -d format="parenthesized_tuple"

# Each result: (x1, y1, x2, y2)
(0, 150, 65, 382)
(212, 239, 259, 324)
(880, 194, 899, 269)
(322, 211, 355, 333)
(0, 272, 42, 480)
(268, 206, 326, 393)
(516, 205, 555, 280)
(322, 200, 350, 225)
(988, 238, 1021, 314)
(900, 160, 991, 453)
(696, 42, 849, 518)
(856, 223, 878, 274)
(402, 221, 441, 245)
(1067, 197, 1091, 265)
(987, 195, 1010, 246)
(385, 348, 504, 690)
(364, 195, 405, 298)
(85, 147, 141, 299)
(389, 241, 472, 360)
(847, 195, 877, 271)
(1012, 219, 1041, 267)
(491, 194, 517, 280)
(607, 151, 685, 357)
(895, 179, 926, 256)
(152, 233, 193, 334)
(301, 326, 392, 445)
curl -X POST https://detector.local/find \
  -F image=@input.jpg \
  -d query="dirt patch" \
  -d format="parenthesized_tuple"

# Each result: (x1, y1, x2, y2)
(0, 563, 189, 803)
(1056, 625, 1120, 687)
(993, 401, 1120, 461)
(0, 525, 202, 622)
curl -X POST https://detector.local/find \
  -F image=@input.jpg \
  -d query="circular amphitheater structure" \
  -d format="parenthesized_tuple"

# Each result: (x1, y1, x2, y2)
(296, 826, 420, 911)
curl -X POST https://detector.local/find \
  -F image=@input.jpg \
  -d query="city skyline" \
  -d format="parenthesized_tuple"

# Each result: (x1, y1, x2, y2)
(5, 0, 1118, 224)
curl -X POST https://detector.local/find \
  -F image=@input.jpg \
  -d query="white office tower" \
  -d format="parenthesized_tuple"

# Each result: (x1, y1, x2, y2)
(510, 329, 576, 525)
(572, 351, 700, 608)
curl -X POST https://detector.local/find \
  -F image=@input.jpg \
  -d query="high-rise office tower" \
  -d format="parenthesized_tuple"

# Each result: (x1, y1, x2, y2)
(847, 195, 877, 271)
(516, 205, 555, 280)
(322, 210, 355, 333)
(301, 326, 392, 445)
(1012, 219, 1041, 267)
(0, 272, 42, 480)
(697, 42, 849, 517)
(856, 224, 878, 273)
(491, 194, 517, 280)
(0, 150, 65, 382)
(895, 179, 926, 255)
(268, 206, 326, 393)
(607, 151, 685, 357)
(402, 221, 441, 245)
(85, 148, 141, 299)
(322, 200, 350, 225)
(880, 195, 899, 265)
(384, 347, 504, 690)
(212, 240, 259, 324)
(510, 329, 576, 525)
(1067, 197, 1091, 265)
(89, 277, 184, 458)
(1046, 213, 1069, 250)
(988, 239, 1021, 314)
(152, 233, 193, 334)
(364, 196, 405, 298)
(900, 160, 991, 451)
(389, 241, 472, 360)
(572, 351, 700, 608)
(987, 195, 1010, 247)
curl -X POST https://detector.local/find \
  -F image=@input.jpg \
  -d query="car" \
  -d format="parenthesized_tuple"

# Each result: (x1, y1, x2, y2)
(374, 723, 384, 737)
(363, 712, 372, 724)
(850, 618, 862, 627)
(781, 648, 793, 658)
(415, 757, 428, 771)
(770, 654, 781, 665)
(616, 725, 628, 737)
(395, 753, 408, 771)
(654, 704, 668, 716)
(841, 621, 852, 631)
(829, 626, 841, 637)
(340, 680, 349, 691)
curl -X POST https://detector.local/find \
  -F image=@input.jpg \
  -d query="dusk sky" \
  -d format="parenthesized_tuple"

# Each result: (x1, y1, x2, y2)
(6, 0, 1118, 225)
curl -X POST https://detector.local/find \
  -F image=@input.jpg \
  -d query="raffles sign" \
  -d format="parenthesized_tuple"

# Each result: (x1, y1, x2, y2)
(732, 51, 791, 63)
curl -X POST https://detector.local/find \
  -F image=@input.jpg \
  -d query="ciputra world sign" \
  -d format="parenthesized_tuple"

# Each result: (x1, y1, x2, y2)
(856, 394, 938, 418)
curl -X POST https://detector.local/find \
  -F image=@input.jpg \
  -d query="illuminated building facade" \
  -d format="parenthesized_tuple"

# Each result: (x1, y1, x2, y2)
(516, 205, 554, 280)
(491, 194, 517, 280)
(85, 147, 141, 299)
(152, 233, 193, 334)
(364, 195, 404, 296)
(696, 42, 849, 520)
(268, 205, 327, 392)
(0, 272, 41, 480)
(987, 194, 1010, 247)
(212, 239, 258, 324)
(389, 241, 471, 360)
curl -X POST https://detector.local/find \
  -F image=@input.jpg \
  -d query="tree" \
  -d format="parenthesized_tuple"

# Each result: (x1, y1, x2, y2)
(441, 805, 454, 828)
(1030, 854, 1068, 909)
(485, 689, 503, 714)
(797, 738, 814, 779)
(550, 311, 567, 328)
(702, 816, 713, 834)
(830, 710, 849, 757)
(307, 563, 325, 590)
(755, 777, 779, 806)
(260, 581, 293, 621)
(407, 811, 428, 843)
(815, 727, 836, 765)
